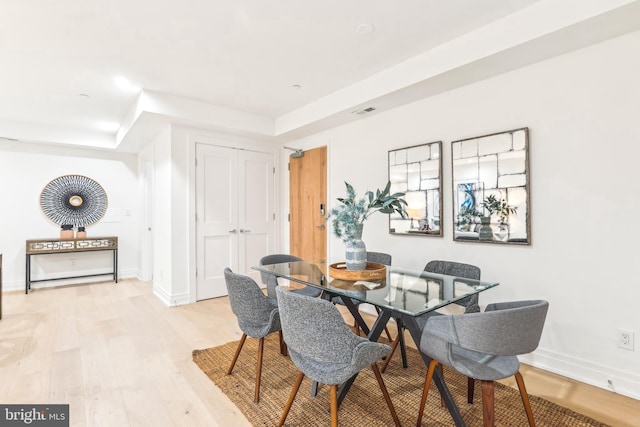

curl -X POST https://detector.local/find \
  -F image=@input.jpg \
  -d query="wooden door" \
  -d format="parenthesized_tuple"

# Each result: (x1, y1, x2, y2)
(289, 146, 327, 268)
(195, 144, 274, 300)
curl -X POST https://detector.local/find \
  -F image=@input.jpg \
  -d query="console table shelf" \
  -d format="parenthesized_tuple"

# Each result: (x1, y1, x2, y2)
(25, 236, 118, 294)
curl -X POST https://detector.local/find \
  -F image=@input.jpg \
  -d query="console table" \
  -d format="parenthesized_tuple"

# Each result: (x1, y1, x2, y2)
(25, 237, 118, 294)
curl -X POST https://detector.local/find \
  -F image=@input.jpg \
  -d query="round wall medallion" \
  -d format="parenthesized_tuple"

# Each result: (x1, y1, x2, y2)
(40, 175, 108, 226)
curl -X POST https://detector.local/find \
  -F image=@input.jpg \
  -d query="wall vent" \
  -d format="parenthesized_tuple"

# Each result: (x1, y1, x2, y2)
(351, 106, 376, 115)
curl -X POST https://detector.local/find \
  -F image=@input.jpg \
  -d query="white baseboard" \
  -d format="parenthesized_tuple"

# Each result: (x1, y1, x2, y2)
(3, 268, 138, 292)
(152, 284, 189, 307)
(521, 347, 640, 400)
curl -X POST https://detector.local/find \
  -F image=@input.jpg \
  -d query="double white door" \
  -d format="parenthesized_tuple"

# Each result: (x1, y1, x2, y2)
(195, 144, 274, 300)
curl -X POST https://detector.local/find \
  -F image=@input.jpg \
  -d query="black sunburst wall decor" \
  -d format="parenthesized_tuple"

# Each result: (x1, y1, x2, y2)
(40, 175, 108, 227)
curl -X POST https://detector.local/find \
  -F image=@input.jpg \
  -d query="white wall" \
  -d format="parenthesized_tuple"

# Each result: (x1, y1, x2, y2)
(284, 31, 640, 398)
(0, 141, 141, 291)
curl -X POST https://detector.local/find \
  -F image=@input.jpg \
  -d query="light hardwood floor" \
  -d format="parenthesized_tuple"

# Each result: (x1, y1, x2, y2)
(1, 279, 638, 426)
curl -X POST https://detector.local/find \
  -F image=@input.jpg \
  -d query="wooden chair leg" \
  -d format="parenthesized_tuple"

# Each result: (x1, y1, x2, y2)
(371, 363, 401, 426)
(515, 371, 536, 427)
(278, 371, 305, 427)
(380, 335, 399, 373)
(416, 359, 438, 427)
(468, 377, 476, 404)
(254, 337, 265, 403)
(330, 384, 339, 427)
(227, 333, 247, 375)
(279, 330, 288, 356)
(481, 380, 495, 427)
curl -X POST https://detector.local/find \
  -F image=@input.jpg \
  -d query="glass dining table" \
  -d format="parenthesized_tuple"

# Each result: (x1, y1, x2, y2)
(253, 260, 499, 427)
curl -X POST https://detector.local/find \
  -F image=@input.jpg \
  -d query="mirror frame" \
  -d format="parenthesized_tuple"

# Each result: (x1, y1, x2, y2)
(388, 140, 443, 237)
(451, 127, 530, 245)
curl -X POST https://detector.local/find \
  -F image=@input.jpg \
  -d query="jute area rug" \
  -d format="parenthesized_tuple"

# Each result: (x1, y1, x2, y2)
(193, 334, 609, 426)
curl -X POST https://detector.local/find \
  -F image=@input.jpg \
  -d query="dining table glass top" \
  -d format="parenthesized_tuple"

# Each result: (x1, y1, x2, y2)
(253, 260, 499, 317)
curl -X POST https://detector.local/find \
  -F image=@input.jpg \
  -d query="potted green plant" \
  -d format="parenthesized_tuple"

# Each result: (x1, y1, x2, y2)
(327, 181, 407, 269)
(481, 195, 518, 238)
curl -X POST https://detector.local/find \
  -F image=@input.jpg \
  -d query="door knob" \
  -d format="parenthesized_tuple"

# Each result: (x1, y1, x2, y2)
(228, 229, 238, 233)
(315, 224, 326, 230)
(239, 229, 251, 233)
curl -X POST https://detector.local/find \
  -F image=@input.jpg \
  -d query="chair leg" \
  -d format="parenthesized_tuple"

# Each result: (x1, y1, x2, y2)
(380, 335, 399, 373)
(481, 380, 495, 427)
(515, 371, 536, 427)
(330, 385, 339, 427)
(254, 337, 265, 403)
(371, 363, 401, 426)
(468, 377, 476, 404)
(416, 359, 438, 427)
(227, 333, 247, 375)
(279, 330, 288, 356)
(380, 321, 408, 373)
(278, 371, 305, 427)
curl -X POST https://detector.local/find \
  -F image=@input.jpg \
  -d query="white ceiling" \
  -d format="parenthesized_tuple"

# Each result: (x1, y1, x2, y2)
(1, 0, 639, 151)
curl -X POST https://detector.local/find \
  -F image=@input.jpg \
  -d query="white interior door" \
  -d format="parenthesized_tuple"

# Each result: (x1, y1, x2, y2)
(238, 150, 274, 281)
(140, 158, 154, 281)
(196, 143, 274, 300)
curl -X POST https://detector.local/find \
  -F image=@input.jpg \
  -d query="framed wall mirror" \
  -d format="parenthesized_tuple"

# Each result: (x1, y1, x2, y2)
(451, 127, 530, 244)
(389, 141, 442, 237)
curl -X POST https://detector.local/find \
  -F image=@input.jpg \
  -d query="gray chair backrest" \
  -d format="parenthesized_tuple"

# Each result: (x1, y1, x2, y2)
(423, 260, 480, 280)
(223, 267, 280, 337)
(426, 299, 549, 356)
(259, 254, 303, 299)
(367, 251, 392, 266)
(276, 286, 364, 364)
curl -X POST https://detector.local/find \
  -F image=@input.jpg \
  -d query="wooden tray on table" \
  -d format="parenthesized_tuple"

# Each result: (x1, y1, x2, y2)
(328, 262, 386, 281)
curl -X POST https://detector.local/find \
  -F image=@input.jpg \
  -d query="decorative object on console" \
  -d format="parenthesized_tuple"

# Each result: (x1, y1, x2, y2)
(60, 224, 74, 240)
(388, 141, 443, 236)
(326, 181, 407, 270)
(452, 128, 530, 244)
(76, 226, 87, 239)
(40, 175, 108, 233)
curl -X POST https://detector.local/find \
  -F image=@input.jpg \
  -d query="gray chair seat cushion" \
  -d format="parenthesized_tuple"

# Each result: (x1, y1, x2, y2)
(288, 339, 390, 385)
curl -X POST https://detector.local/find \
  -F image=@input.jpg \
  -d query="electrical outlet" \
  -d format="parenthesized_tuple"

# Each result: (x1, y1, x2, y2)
(618, 329, 635, 350)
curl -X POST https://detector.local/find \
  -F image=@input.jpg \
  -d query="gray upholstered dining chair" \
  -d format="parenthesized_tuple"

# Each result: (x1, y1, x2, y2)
(223, 267, 285, 403)
(416, 299, 549, 427)
(275, 286, 401, 427)
(381, 260, 481, 377)
(331, 251, 393, 340)
(259, 254, 322, 299)
(423, 260, 481, 313)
